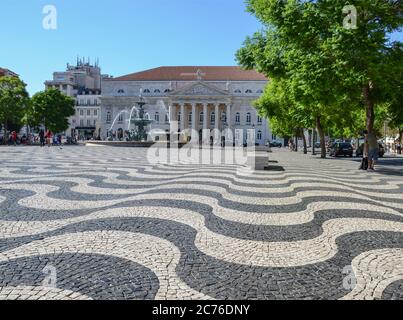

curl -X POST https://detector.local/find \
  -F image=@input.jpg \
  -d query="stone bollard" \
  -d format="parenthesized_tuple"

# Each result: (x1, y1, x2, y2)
(247, 146, 270, 170)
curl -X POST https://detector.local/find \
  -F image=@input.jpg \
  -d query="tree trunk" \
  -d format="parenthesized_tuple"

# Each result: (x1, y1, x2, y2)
(2, 121, 8, 145)
(294, 133, 298, 152)
(312, 128, 316, 155)
(316, 116, 326, 158)
(363, 83, 375, 133)
(301, 128, 308, 154)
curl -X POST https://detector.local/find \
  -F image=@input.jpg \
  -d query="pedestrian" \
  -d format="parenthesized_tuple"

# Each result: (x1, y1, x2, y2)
(57, 134, 63, 149)
(11, 131, 17, 146)
(365, 130, 379, 171)
(45, 129, 53, 148)
(397, 142, 402, 155)
(39, 129, 45, 147)
(288, 140, 294, 152)
(359, 139, 369, 171)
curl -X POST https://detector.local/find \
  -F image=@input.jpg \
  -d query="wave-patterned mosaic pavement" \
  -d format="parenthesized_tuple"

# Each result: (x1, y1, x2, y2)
(0, 146, 402, 300)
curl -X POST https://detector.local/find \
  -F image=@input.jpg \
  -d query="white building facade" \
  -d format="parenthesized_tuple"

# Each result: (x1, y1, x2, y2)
(100, 66, 273, 146)
(44, 59, 106, 139)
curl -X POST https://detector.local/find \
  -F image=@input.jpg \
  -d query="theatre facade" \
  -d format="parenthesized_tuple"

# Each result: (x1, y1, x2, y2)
(100, 66, 273, 145)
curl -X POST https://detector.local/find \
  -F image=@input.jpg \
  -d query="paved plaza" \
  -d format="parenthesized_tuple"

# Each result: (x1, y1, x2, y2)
(0, 146, 402, 300)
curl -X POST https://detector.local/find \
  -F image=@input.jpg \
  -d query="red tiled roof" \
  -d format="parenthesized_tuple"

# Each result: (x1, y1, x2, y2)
(110, 66, 267, 82)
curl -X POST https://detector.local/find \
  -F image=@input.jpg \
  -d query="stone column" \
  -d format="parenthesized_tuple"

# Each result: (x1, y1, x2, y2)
(180, 103, 185, 143)
(202, 103, 208, 145)
(169, 104, 174, 122)
(191, 103, 197, 143)
(226, 104, 231, 128)
(214, 103, 220, 145)
(203, 103, 208, 130)
(180, 103, 185, 131)
(226, 103, 232, 145)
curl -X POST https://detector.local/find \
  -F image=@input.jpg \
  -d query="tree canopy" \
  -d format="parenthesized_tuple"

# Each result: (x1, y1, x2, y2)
(237, 0, 403, 156)
(0, 76, 29, 143)
(27, 89, 75, 134)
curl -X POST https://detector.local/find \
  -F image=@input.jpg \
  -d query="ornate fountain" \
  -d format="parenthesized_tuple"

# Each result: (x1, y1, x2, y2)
(127, 95, 153, 142)
(87, 90, 164, 147)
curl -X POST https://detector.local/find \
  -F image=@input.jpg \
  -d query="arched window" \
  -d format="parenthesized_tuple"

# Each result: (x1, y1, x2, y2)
(234, 89, 241, 94)
(154, 89, 161, 93)
(164, 89, 171, 93)
(200, 112, 204, 123)
(235, 112, 240, 124)
(155, 112, 160, 122)
(257, 116, 263, 124)
(106, 112, 111, 123)
(143, 89, 151, 93)
(257, 89, 264, 94)
(245, 89, 253, 94)
(188, 112, 192, 123)
(211, 112, 216, 124)
(178, 112, 181, 122)
(246, 112, 251, 124)
(117, 89, 125, 94)
(257, 130, 262, 141)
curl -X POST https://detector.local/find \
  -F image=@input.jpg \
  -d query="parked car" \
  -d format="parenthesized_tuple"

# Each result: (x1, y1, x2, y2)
(330, 142, 354, 157)
(356, 143, 385, 158)
(269, 140, 282, 148)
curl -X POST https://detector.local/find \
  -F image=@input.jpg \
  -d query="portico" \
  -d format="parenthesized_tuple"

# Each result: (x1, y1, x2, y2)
(168, 82, 233, 145)
(169, 102, 231, 144)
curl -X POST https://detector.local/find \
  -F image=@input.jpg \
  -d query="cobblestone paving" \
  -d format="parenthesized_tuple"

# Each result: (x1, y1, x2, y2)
(0, 146, 402, 300)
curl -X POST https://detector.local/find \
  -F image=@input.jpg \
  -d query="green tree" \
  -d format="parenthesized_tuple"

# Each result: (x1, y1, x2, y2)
(387, 94, 403, 144)
(236, 0, 402, 157)
(27, 89, 75, 134)
(254, 78, 313, 153)
(0, 76, 29, 144)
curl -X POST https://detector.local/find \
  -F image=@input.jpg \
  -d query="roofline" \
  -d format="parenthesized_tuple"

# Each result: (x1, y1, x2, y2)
(103, 79, 268, 82)
(108, 66, 268, 81)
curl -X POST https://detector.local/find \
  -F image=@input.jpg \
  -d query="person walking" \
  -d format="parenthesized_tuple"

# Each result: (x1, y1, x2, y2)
(365, 130, 379, 171)
(359, 138, 369, 170)
(39, 129, 45, 147)
(45, 129, 53, 148)
(11, 131, 17, 146)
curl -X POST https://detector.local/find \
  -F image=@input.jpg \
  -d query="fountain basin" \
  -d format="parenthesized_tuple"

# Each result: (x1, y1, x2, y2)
(85, 141, 188, 148)
(86, 141, 156, 148)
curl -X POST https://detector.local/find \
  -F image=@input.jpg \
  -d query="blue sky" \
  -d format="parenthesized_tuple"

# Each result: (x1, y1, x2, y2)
(1, 0, 402, 95)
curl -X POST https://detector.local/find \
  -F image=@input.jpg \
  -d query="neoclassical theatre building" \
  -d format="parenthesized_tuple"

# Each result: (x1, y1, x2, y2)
(100, 66, 273, 145)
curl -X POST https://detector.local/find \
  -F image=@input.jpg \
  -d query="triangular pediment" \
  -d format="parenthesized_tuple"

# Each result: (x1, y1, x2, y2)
(169, 81, 230, 97)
